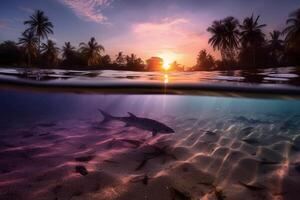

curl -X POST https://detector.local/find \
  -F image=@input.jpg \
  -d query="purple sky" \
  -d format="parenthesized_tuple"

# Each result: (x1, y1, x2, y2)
(0, 0, 299, 67)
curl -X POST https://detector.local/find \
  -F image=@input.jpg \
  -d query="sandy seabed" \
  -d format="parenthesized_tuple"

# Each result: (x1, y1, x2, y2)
(1, 114, 300, 200)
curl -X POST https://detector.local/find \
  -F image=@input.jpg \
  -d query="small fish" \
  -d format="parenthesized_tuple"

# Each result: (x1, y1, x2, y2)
(130, 174, 150, 185)
(233, 116, 270, 124)
(135, 159, 148, 171)
(98, 109, 174, 137)
(75, 165, 88, 176)
(259, 160, 279, 165)
(239, 181, 266, 191)
(213, 187, 226, 200)
(121, 139, 144, 148)
(169, 187, 191, 200)
(240, 127, 254, 135)
(135, 145, 176, 171)
(75, 155, 94, 162)
(142, 174, 149, 185)
(103, 159, 119, 164)
(205, 131, 217, 135)
(242, 138, 259, 145)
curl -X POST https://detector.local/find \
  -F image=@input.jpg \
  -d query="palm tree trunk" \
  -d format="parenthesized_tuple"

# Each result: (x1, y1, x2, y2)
(28, 53, 31, 67)
(221, 49, 226, 61)
(252, 47, 255, 66)
(38, 36, 41, 56)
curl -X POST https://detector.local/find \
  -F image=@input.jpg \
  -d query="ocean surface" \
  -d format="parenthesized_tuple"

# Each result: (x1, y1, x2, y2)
(0, 67, 300, 200)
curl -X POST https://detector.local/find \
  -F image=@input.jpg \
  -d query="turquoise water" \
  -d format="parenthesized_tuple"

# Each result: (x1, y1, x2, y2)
(1, 68, 300, 200)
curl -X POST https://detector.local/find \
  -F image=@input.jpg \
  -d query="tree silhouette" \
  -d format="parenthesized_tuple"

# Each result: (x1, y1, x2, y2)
(115, 51, 126, 66)
(0, 41, 23, 66)
(283, 8, 300, 64)
(18, 31, 38, 67)
(239, 15, 266, 66)
(41, 40, 60, 66)
(268, 30, 284, 65)
(24, 10, 53, 54)
(61, 42, 85, 68)
(207, 17, 239, 62)
(62, 42, 76, 59)
(283, 8, 300, 47)
(100, 55, 112, 66)
(79, 37, 104, 66)
(126, 54, 145, 71)
(170, 61, 184, 71)
(222, 17, 240, 60)
(207, 20, 227, 56)
(196, 49, 215, 70)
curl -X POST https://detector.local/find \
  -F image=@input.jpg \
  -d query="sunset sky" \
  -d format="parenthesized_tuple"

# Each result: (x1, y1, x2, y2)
(0, 0, 299, 67)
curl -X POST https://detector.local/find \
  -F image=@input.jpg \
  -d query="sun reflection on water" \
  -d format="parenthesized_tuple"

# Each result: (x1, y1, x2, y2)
(164, 74, 169, 84)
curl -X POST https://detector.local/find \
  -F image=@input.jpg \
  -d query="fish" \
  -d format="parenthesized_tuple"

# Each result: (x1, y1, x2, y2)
(98, 109, 174, 137)
(75, 155, 95, 162)
(120, 139, 144, 148)
(169, 187, 191, 200)
(135, 159, 148, 171)
(75, 165, 88, 176)
(238, 181, 266, 191)
(233, 116, 271, 124)
(130, 174, 150, 185)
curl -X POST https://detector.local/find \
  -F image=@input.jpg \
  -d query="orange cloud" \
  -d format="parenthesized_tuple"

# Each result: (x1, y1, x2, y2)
(131, 18, 211, 67)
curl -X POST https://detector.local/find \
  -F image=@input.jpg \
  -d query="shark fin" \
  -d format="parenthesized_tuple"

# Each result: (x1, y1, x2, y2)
(98, 109, 113, 123)
(152, 131, 158, 137)
(128, 112, 137, 118)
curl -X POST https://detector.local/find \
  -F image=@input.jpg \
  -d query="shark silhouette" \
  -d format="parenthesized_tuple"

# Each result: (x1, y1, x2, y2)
(98, 109, 174, 137)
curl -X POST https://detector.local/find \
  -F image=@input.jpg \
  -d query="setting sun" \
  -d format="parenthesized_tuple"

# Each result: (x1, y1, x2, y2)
(163, 62, 170, 70)
(159, 52, 179, 71)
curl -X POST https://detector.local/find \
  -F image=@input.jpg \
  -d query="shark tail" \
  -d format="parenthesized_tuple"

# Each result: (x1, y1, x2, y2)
(98, 109, 114, 123)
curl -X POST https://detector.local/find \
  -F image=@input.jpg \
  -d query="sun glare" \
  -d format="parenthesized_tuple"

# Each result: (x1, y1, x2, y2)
(163, 62, 170, 70)
(159, 52, 178, 71)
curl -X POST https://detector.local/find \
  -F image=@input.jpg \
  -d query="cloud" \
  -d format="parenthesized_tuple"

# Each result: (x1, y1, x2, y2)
(0, 20, 8, 29)
(59, 0, 113, 23)
(19, 6, 34, 13)
(133, 18, 189, 36)
(131, 18, 210, 66)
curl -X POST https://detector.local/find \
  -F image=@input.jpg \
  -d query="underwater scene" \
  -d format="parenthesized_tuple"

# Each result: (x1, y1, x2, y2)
(1, 86, 300, 200)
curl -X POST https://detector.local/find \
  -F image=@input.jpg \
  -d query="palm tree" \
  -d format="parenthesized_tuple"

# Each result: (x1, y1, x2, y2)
(239, 15, 266, 65)
(41, 40, 60, 66)
(115, 51, 125, 66)
(283, 8, 300, 48)
(62, 42, 76, 59)
(18, 31, 38, 67)
(24, 10, 53, 54)
(101, 55, 112, 66)
(207, 20, 226, 55)
(268, 30, 284, 63)
(79, 37, 105, 66)
(0, 41, 23, 65)
(223, 17, 240, 59)
(207, 17, 239, 61)
(126, 54, 137, 65)
(125, 54, 144, 70)
(196, 49, 215, 70)
(240, 15, 266, 47)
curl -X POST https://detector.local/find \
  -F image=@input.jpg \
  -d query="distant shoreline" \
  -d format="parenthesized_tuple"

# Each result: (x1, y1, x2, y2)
(0, 64, 298, 72)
